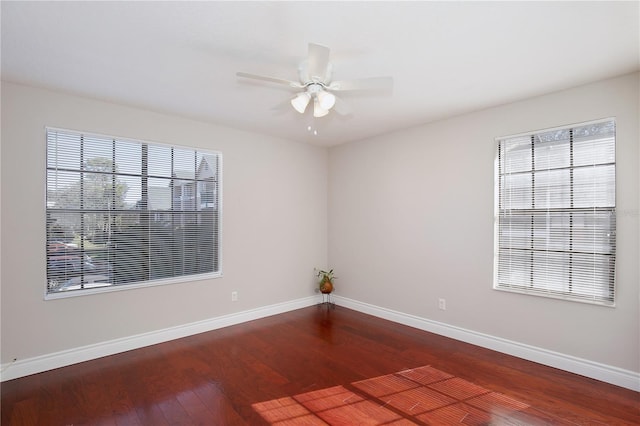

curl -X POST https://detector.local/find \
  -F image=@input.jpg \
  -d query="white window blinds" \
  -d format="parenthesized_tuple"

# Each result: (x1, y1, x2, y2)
(495, 119, 616, 305)
(46, 128, 221, 295)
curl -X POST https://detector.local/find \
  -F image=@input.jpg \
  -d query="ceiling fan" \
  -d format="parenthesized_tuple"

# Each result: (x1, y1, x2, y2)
(237, 43, 393, 118)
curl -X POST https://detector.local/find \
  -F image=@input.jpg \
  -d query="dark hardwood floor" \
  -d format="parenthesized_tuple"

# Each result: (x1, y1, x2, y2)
(2, 305, 639, 425)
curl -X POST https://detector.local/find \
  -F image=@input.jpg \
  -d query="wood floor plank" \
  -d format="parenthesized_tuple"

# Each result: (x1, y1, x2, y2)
(2, 305, 638, 425)
(188, 377, 247, 425)
(5, 398, 40, 426)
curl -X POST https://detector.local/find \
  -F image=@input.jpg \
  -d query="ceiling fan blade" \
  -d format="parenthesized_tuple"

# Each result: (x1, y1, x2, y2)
(270, 98, 294, 115)
(307, 43, 330, 82)
(329, 76, 393, 92)
(236, 72, 303, 89)
(332, 95, 352, 116)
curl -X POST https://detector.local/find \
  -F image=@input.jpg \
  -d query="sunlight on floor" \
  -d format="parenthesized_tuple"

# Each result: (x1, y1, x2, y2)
(252, 365, 560, 425)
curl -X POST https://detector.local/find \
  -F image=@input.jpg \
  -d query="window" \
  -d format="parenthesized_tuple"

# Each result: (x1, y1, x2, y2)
(46, 128, 221, 297)
(494, 119, 616, 305)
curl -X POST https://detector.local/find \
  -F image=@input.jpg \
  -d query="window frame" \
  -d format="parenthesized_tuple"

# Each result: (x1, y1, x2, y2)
(493, 118, 616, 307)
(44, 127, 223, 300)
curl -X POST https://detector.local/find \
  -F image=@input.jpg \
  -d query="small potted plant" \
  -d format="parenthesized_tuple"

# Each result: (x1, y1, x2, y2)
(316, 268, 336, 294)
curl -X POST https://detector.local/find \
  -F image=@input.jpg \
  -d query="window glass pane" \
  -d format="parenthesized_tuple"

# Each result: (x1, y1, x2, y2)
(500, 173, 532, 209)
(534, 130, 570, 170)
(198, 179, 216, 210)
(532, 251, 570, 293)
(173, 178, 197, 211)
(498, 214, 531, 249)
(497, 248, 530, 288)
(148, 177, 172, 211)
(47, 170, 81, 209)
(115, 140, 142, 175)
(573, 121, 615, 166)
(122, 176, 142, 209)
(501, 137, 531, 173)
(198, 153, 218, 176)
(532, 212, 570, 251)
(47, 133, 81, 169)
(82, 171, 117, 209)
(573, 165, 615, 208)
(572, 211, 615, 254)
(83, 136, 113, 168)
(535, 128, 570, 144)
(174, 148, 195, 179)
(112, 222, 147, 285)
(148, 144, 172, 177)
(571, 253, 614, 301)
(198, 153, 218, 210)
(533, 169, 570, 208)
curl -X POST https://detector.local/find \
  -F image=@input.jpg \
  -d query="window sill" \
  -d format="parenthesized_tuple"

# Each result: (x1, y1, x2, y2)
(493, 285, 615, 308)
(44, 272, 223, 300)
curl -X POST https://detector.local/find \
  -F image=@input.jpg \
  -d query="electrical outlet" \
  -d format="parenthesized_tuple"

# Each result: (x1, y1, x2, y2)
(231, 291, 238, 302)
(438, 298, 446, 310)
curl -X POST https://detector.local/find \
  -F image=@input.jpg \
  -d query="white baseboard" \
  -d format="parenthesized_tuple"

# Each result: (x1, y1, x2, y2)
(3, 295, 638, 392)
(0, 296, 318, 382)
(333, 295, 640, 392)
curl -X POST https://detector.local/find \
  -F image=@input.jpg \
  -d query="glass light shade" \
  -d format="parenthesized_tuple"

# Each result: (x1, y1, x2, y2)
(291, 92, 311, 114)
(317, 90, 336, 110)
(313, 99, 329, 118)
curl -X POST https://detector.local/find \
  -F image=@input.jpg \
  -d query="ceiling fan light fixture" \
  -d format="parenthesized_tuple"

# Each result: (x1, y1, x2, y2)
(313, 98, 329, 118)
(317, 90, 336, 110)
(291, 92, 311, 114)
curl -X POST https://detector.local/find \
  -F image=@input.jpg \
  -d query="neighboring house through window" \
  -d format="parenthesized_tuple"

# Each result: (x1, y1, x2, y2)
(46, 128, 222, 297)
(494, 118, 616, 305)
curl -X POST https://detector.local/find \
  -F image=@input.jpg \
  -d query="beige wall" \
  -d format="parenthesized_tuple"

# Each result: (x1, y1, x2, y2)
(328, 72, 640, 372)
(1, 82, 328, 363)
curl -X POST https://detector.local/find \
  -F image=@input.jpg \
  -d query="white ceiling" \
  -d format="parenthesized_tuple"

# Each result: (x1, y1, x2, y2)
(2, 1, 638, 147)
